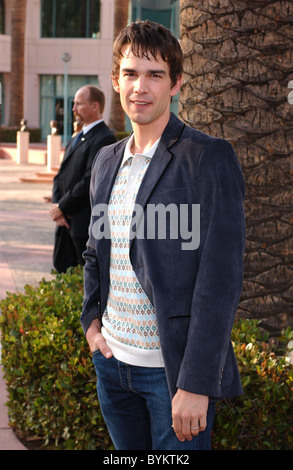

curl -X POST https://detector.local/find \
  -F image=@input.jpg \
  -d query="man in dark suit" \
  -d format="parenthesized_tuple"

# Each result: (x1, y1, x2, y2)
(80, 22, 246, 450)
(50, 85, 116, 273)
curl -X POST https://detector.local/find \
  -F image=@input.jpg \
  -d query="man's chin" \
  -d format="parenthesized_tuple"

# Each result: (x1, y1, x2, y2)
(128, 113, 153, 126)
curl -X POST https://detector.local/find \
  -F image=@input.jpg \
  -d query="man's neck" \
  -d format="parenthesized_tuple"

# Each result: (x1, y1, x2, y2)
(131, 113, 170, 155)
(83, 118, 104, 134)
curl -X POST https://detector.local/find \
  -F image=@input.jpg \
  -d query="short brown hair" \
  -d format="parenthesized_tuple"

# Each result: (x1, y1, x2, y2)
(84, 85, 105, 113)
(112, 20, 183, 87)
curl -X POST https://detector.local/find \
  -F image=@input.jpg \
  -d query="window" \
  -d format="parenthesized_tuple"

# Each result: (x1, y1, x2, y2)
(0, 0, 4, 34)
(131, 0, 179, 38)
(41, 0, 100, 38)
(40, 75, 99, 140)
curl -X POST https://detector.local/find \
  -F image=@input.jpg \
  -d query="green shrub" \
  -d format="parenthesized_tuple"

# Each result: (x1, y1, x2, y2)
(0, 127, 42, 143)
(213, 320, 293, 450)
(116, 131, 131, 141)
(0, 267, 112, 450)
(0, 267, 292, 450)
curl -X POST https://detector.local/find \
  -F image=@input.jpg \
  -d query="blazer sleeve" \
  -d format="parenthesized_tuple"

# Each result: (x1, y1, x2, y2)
(176, 139, 246, 397)
(80, 147, 112, 334)
(80, 159, 102, 334)
(80, 245, 101, 334)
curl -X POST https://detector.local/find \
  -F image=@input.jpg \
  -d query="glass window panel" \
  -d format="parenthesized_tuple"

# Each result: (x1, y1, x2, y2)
(40, 97, 54, 139)
(54, 98, 64, 135)
(89, 0, 100, 38)
(55, 76, 64, 97)
(40, 75, 100, 139)
(132, 0, 179, 37)
(68, 75, 99, 95)
(88, 76, 99, 86)
(40, 0, 53, 37)
(141, 8, 171, 28)
(41, 0, 100, 38)
(40, 75, 55, 97)
(55, 0, 84, 38)
(0, 0, 5, 34)
(68, 76, 88, 96)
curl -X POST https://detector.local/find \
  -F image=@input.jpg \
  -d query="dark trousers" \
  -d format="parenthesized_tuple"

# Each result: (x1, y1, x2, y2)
(53, 226, 87, 273)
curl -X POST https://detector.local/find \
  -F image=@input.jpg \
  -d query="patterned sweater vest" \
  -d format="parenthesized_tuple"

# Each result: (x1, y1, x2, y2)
(101, 153, 164, 367)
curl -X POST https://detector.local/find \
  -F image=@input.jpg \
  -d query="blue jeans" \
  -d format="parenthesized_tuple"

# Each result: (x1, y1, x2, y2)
(92, 351, 215, 450)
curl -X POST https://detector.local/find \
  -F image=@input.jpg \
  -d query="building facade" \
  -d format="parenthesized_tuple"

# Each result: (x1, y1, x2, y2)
(0, 0, 179, 141)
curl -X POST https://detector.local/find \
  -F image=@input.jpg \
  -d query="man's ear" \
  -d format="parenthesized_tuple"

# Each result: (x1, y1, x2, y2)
(93, 101, 102, 118)
(170, 74, 182, 98)
(112, 75, 120, 93)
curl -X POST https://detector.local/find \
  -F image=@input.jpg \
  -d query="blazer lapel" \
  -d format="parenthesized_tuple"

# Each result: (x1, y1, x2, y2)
(92, 138, 128, 268)
(134, 113, 185, 209)
(64, 122, 105, 162)
(92, 113, 185, 250)
(59, 132, 84, 166)
(130, 113, 185, 249)
(93, 137, 129, 205)
(94, 114, 183, 217)
(70, 132, 85, 151)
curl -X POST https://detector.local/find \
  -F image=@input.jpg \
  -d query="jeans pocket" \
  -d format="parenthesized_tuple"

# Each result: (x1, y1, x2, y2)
(91, 348, 101, 356)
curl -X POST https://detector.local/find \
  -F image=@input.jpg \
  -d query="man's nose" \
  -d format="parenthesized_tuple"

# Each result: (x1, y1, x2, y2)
(133, 76, 147, 93)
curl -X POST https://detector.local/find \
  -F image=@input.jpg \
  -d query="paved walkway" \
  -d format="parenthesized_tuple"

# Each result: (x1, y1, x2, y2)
(0, 159, 55, 450)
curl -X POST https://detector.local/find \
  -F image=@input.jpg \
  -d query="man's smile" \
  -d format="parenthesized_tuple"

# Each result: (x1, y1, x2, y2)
(131, 99, 152, 106)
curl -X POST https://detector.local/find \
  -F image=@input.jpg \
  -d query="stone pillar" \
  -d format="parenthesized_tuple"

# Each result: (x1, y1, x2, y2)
(16, 131, 29, 164)
(47, 135, 61, 172)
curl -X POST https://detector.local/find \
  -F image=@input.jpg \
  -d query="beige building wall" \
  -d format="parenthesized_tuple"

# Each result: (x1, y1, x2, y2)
(0, 0, 115, 129)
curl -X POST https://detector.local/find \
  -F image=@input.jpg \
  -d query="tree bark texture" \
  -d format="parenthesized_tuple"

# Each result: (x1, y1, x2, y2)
(9, 0, 27, 127)
(108, 0, 130, 132)
(179, 0, 293, 334)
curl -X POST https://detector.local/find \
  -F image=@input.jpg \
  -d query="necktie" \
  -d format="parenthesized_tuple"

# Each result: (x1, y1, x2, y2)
(72, 131, 83, 149)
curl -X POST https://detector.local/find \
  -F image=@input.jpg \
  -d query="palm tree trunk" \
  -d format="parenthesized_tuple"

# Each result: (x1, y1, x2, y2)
(179, 0, 293, 334)
(8, 0, 27, 127)
(108, 0, 130, 132)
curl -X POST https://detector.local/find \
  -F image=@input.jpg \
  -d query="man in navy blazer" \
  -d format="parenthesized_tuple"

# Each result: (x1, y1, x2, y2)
(50, 85, 116, 273)
(81, 21, 245, 450)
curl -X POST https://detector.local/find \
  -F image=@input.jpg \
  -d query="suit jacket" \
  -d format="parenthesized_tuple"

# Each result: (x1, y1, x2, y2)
(52, 121, 116, 238)
(81, 113, 246, 401)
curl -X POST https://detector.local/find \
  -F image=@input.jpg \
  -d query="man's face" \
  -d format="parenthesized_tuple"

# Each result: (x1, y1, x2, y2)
(112, 47, 181, 128)
(72, 88, 98, 126)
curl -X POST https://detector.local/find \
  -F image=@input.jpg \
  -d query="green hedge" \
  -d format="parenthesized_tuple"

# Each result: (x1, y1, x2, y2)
(116, 131, 131, 141)
(0, 128, 126, 144)
(213, 321, 292, 450)
(0, 127, 42, 143)
(0, 267, 112, 450)
(0, 267, 292, 450)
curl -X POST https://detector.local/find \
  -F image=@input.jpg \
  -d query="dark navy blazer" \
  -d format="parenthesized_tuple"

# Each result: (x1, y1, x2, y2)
(80, 113, 246, 401)
(52, 121, 116, 238)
